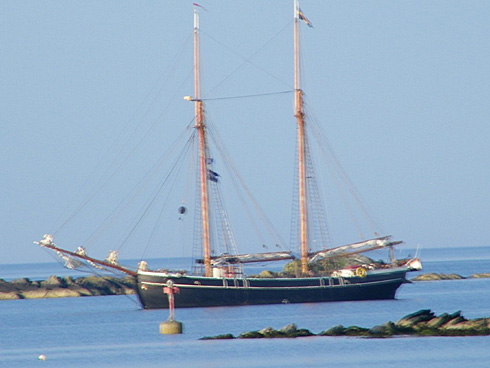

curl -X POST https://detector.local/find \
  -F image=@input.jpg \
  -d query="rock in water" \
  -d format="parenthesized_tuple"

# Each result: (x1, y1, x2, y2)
(200, 334, 234, 340)
(238, 331, 264, 339)
(319, 325, 345, 336)
(412, 273, 464, 281)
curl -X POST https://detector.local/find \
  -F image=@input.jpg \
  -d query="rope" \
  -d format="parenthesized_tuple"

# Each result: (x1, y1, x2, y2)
(201, 90, 293, 101)
(304, 99, 384, 237)
(201, 21, 293, 96)
(206, 117, 287, 249)
(52, 35, 193, 238)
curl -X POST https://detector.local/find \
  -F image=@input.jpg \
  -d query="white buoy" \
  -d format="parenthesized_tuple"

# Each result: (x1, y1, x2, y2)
(38, 354, 47, 360)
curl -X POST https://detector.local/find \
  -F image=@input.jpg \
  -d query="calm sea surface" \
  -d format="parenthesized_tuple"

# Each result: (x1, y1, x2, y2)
(1, 246, 490, 367)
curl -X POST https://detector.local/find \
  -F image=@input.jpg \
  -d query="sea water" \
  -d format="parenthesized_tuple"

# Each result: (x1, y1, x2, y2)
(1, 246, 490, 367)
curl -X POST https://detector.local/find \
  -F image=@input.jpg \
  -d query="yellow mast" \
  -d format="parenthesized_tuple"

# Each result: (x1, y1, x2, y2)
(294, 0, 308, 275)
(193, 8, 212, 277)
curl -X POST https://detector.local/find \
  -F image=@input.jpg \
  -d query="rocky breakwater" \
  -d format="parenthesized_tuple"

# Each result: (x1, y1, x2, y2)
(322, 309, 490, 337)
(412, 273, 490, 281)
(201, 310, 490, 339)
(0, 275, 136, 300)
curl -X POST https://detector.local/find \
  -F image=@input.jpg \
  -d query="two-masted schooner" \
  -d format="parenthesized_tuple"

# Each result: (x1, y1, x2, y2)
(36, 1, 422, 309)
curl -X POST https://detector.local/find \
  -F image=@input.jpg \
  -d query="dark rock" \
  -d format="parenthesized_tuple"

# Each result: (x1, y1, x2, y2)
(294, 329, 314, 337)
(0, 280, 17, 293)
(344, 326, 369, 336)
(278, 324, 313, 337)
(368, 325, 392, 337)
(280, 323, 298, 335)
(75, 287, 94, 296)
(41, 276, 66, 289)
(8, 278, 39, 292)
(11, 278, 32, 286)
(381, 321, 397, 333)
(64, 276, 76, 286)
(75, 276, 125, 295)
(238, 330, 264, 339)
(319, 325, 345, 336)
(200, 333, 235, 340)
(31, 288, 81, 298)
(426, 313, 452, 329)
(396, 309, 434, 328)
(0, 275, 136, 300)
(258, 327, 285, 338)
(400, 309, 433, 320)
(444, 315, 466, 327)
(440, 319, 490, 336)
(0, 291, 21, 300)
(412, 273, 464, 281)
(201, 310, 490, 340)
(20, 289, 49, 299)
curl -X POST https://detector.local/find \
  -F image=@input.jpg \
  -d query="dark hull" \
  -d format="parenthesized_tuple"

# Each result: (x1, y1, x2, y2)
(136, 268, 410, 309)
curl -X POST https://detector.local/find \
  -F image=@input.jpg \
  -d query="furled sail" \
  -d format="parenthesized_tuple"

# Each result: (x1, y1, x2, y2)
(35, 234, 136, 276)
(196, 251, 295, 266)
(308, 236, 402, 263)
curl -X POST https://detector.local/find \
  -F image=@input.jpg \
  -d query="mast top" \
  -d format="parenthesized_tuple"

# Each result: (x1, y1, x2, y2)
(194, 7, 199, 31)
(294, 0, 300, 20)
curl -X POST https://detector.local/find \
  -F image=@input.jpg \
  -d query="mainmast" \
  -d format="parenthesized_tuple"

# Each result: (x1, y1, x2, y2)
(193, 7, 212, 277)
(294, 0, 308, 275)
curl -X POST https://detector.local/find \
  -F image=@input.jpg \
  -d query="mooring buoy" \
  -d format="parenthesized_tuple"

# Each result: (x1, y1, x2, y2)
(160, 281, 183, 334)
(159, 319, 183, 334)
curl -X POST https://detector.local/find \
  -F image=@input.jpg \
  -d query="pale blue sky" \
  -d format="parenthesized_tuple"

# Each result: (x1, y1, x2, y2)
(2, 1, 490, 265)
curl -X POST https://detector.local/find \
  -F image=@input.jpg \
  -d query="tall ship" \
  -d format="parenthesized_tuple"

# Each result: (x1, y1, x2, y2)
(36, 1, 422, 309)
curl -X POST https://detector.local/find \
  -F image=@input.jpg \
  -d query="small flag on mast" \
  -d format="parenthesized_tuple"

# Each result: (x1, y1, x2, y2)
(208, 169, 220, 183)
(298, 9, 313, 28)
(193, 3, 207, 11)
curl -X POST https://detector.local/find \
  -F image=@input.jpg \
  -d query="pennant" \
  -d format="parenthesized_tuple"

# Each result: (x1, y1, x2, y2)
(298, 9, 313, 28)
(193, 3, 207, 11)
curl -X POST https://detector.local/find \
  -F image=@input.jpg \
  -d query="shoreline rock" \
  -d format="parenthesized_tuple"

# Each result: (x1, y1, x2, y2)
(411, 272, 490, 281)
(0, 275, 136, 300)
(200, 310, 490, 340)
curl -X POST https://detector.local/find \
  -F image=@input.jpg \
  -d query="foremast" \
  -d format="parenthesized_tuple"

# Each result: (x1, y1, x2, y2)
(193, 7, 212, 277)
(294, 0, 308, 275)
